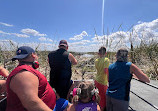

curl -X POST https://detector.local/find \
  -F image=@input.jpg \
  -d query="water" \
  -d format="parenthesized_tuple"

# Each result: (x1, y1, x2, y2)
(80, 54, 94, 58)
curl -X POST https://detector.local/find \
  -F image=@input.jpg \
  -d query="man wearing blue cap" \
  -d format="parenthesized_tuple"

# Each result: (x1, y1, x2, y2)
(48, 40, 77, 99)
(6, 46, 56, 111)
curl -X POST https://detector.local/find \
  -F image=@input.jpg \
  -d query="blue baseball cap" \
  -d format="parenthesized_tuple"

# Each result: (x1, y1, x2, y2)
(53, 98, 69, 111)
(12, 46, 35, 61)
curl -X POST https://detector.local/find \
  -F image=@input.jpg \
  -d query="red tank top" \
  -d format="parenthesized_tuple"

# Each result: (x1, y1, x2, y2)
(6, 65, 56, 111)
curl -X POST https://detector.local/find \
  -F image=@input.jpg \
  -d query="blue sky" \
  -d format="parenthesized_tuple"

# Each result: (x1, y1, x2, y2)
(0, 0, 158, 52)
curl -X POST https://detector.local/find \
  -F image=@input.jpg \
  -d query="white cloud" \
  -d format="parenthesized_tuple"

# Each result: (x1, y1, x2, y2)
(133, 19, 158, 34)
(68, 43, 99, 52)
(69, 31, 88, 40)
(12, 33, 29, 38)
(23, 18, 158, 52)
(18, 42, 56, 51)
(91, 31, 137, 51)
(81, 40, 90, 43)
(70, 35, 83, 40)
(92, 35, 107, 43)
(147, 19, 158, 30)
(0, 30, 5, 34)
(0, 22, 13, 27)
(69, 40, 90, 47)
(132, 19, 158, 44)
(47, 38, 53, 42)
(21, 28, 47, 37)
(0, 30, 29, 38)
(1, 19, 158, 52)
(137, 21, 143, 24)
(38, 43, 56, 50)
(39, 37, 53, 42)
(66, 40, 92, 52)
(89, 19, 158, 51)
(0, 40, 17, 51)
(39, 37, 47, 41)
(81, 31, 88, 36)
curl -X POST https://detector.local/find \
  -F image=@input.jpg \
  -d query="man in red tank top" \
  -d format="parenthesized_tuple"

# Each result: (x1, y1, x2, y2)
(6, 46, 56, 111)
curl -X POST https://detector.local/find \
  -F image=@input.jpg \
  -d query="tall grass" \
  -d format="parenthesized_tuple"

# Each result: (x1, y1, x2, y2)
(133, 42, 158, 80)
(0, 26, 158, 80)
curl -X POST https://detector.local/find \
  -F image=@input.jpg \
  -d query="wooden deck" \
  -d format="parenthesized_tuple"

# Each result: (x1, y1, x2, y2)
(129, 79, 158, 111)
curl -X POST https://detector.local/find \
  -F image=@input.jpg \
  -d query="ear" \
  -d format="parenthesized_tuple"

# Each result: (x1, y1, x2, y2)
(31, 53, 36, 58)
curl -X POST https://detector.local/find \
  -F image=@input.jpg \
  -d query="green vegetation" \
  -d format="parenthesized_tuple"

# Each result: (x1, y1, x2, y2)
(0, 41, 157, 80)
(132, 43, 158, 80)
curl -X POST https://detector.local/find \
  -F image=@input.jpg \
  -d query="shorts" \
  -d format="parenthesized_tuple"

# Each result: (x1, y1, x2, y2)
(94, 80, 108, 108)
(106, 95, 129, 111)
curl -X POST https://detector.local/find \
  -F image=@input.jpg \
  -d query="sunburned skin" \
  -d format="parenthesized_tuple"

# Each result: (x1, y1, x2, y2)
(0, 80, 7, 111)
(0, 80, 7, 98)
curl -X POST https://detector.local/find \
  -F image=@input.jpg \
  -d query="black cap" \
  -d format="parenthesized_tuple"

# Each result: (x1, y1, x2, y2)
(12, 46, 35, 61)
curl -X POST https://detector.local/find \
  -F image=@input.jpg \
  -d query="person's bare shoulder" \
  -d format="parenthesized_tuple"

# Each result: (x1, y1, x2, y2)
(10, 70, 39, 98)
(68, 53, 77, 65)
(10, 70, 39, 108)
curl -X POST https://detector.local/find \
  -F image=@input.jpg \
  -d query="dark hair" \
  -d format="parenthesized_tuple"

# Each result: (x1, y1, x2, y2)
(72, 81, 100, 104)
(99, 47, 106, 55)
(116, 48, 128, 62)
